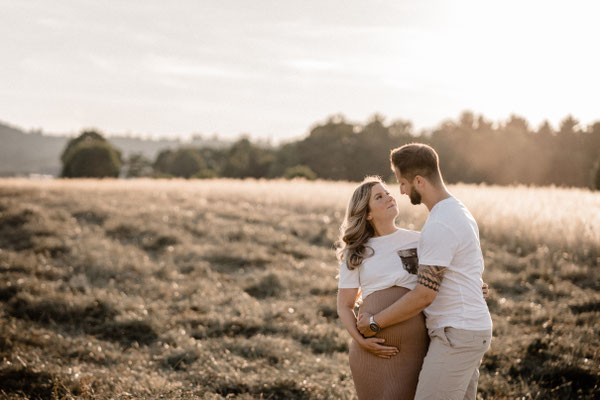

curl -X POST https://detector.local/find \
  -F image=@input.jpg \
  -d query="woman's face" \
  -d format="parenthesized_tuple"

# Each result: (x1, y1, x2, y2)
(367, 183, 398, 224)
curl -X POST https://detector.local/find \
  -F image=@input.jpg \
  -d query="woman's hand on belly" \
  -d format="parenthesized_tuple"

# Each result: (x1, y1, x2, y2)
(357, 337, 398, 359)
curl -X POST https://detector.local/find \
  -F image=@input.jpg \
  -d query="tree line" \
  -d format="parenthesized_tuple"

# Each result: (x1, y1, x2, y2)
(60, 111, 600, 189)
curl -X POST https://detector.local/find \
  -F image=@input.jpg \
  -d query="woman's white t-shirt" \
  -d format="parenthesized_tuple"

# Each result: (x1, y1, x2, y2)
(338, 229, 420, 299)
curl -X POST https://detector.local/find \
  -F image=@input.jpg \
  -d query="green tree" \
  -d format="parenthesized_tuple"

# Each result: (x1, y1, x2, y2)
(267, 142, 301, 178)
(61, 142, 122, 178)
(153, 147, 220, 178)
(153, 149, 175, 175)
(61, 130, 107, 166)
(125, 153, 153, 178)
(197, 147, 227, 175)
(551, 115, 586, 186)
(222, 138, 274, 178)
(594, 156, 600, 190)
(169, 148, 206, 178)
(61, 130, 122, 178)
(355, 115, 397, 180)
(294, 117, 358, 180)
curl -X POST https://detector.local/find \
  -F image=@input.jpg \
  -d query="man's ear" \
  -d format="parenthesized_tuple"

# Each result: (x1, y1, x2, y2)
(414, 175, 425, 188)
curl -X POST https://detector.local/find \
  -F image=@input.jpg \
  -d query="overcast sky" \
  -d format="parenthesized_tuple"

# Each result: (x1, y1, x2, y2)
(1, 0, 599, 141)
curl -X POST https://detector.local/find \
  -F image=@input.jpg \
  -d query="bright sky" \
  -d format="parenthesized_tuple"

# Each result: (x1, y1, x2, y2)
(1, 0, 599, 141)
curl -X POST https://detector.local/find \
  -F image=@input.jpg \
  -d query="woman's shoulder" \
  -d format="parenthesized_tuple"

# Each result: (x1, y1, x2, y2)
(396, 228, 420, 241)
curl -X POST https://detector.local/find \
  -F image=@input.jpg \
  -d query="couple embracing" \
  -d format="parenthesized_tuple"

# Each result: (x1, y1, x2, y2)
(336, 143, 492, 400)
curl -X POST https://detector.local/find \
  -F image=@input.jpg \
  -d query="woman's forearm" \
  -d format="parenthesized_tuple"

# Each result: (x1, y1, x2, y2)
(338, 306, 365, 344)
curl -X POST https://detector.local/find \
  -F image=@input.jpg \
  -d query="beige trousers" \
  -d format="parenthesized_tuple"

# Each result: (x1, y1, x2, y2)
(414, 327, 492, 400)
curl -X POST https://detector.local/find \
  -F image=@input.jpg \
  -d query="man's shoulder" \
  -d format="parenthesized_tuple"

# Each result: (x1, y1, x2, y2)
(420, 218, 455, 240)
(432, 197, 473, 223)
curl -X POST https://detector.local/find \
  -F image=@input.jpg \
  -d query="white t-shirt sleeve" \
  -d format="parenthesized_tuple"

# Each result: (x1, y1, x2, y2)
(338, 259, 360, 288)
(418, 221, 458, 268)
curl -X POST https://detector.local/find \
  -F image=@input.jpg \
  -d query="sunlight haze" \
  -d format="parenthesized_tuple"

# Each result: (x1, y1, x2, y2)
(1, 0, 598, 140)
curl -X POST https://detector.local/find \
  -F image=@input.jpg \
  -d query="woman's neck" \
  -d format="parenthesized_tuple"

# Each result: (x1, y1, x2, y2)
(372, 222, 398, 237)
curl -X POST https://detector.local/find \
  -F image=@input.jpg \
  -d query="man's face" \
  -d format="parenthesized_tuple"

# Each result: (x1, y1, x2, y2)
(394, 168, 422, 205)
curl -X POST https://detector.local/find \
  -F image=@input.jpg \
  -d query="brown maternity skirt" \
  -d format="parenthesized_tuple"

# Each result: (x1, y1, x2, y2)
(349, 286, 428, 400)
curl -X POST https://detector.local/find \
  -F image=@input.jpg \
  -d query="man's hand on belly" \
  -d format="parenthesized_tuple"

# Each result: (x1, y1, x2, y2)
(357, 312, 377, 337)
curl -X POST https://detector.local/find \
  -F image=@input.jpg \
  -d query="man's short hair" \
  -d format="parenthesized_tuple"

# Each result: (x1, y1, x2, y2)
(390, 143, 442, 183)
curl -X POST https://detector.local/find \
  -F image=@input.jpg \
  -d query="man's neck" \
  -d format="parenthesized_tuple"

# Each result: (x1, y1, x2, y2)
(423, 186, 452, 211)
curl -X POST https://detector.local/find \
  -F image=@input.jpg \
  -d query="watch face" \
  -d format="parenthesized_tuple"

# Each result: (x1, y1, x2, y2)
(370, 323, 380, 332)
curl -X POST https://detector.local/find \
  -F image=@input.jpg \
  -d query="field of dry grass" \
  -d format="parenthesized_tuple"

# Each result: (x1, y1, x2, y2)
(0, 178, 598, 399)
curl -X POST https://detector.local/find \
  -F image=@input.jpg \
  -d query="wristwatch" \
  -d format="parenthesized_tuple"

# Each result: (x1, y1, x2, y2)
(369, 315, 381, 333)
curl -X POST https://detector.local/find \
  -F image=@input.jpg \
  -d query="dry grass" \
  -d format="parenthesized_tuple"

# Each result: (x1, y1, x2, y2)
(0, 178, 598, 399)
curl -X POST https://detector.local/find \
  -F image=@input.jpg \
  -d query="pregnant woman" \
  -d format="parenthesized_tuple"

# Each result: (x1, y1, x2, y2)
(336, 176, 428, 400)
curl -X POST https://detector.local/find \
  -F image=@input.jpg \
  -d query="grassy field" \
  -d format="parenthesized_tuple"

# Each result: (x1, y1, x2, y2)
(0, 178, 598, 399)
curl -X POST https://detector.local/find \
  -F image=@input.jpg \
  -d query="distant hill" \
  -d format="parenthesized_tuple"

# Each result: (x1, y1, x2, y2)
(0, 120, 230, 177)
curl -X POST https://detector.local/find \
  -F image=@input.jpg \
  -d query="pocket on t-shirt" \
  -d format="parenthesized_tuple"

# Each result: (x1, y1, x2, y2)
(397, 248, 419, 274)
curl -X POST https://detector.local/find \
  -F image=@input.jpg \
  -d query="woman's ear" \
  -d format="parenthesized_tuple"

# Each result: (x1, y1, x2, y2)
(366, 213, 372, 221)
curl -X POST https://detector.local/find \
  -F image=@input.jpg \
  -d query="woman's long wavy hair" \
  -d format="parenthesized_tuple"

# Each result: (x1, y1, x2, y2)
(336, 176, 383, 270)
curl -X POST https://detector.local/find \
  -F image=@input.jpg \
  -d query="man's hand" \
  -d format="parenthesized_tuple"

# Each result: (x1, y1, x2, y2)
(482, 282, 489, 299)
(358, 337, 398, 358)
(357, 312, 377, 337)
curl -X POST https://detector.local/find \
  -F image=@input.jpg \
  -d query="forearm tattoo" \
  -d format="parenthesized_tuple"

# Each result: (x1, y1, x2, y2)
(417, 265, 447, 292)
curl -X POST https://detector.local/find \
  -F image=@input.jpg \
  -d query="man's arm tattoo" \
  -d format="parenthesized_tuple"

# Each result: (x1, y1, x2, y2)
(417, 265, 447, 292)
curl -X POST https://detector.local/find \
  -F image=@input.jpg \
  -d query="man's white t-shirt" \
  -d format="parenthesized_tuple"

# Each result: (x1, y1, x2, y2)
(338, 229, 419, 299)
(418, 196, 493, 331)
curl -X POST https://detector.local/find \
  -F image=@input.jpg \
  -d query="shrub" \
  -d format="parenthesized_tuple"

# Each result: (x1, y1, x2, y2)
(124, 152, 153, 178)
(283, 165, 317, 180)
(151, 171, 175, 179)
(191, 168, 218, 179)
(222, 138, 274, 178)
(61, 142, 121, 178)
(60, 130, 106, 165)
(593, 157, 600, 190)
(61, 130, 122, 178)
(153, 148, 207, 178)
(169, 148, 206, 178)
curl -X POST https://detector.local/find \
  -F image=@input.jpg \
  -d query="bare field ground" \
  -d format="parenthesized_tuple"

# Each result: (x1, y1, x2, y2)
(0, 178, 598, 399)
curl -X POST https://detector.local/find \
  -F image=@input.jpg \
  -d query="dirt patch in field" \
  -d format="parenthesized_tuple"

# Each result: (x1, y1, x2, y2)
(191, 318, 266, 340)
(0, 209, 37, 251)
(210, 378, 311, 400)
(106, 223, 178, 253)
(244, 273, 284, 299)
(0, 367, 82, 399)
(0, 284, 19, 302)
(7, 297, 117, 326)
(506, 337, 600, 397)
(72, 209, 108, 225)
(3, 297, 158, 347)
(162, 350, 200, 371)
(205, 254, 270, 273)
(92, 320, 159, 347)
(569, 300, 600, 314)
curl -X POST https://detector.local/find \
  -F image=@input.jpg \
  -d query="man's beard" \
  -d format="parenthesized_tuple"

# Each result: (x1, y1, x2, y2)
(409, 187, 422, 205)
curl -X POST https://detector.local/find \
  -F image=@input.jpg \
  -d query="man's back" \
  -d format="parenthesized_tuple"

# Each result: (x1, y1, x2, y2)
(417, 196, 493, 331)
